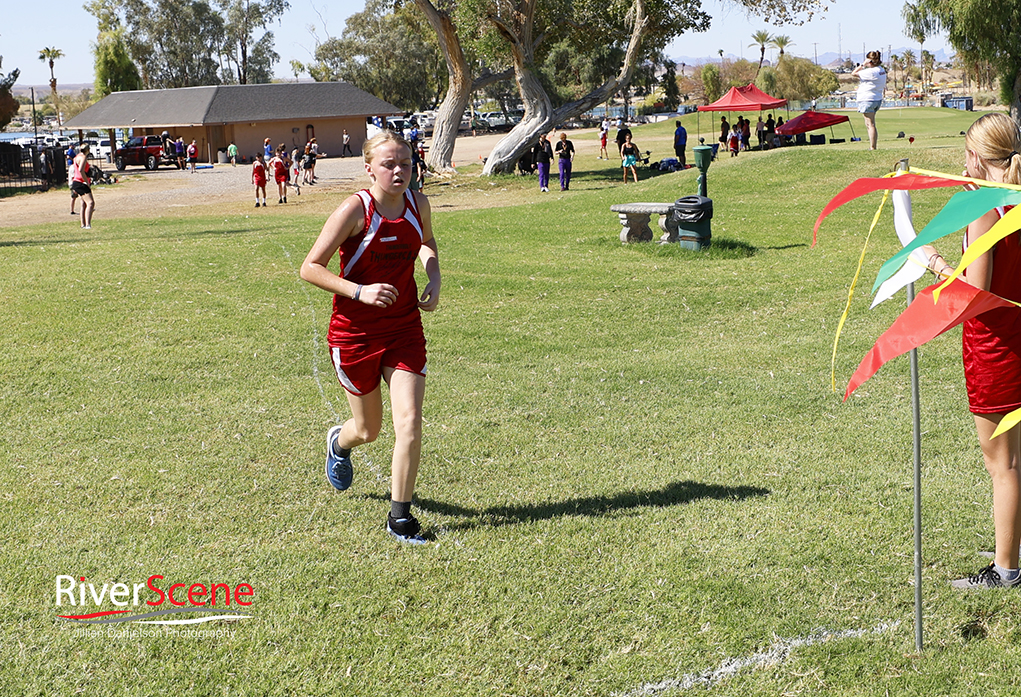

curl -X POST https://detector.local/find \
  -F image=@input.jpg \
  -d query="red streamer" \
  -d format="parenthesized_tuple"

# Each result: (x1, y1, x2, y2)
(813, 174, 961, 246)
(844, 280, 1016, 400)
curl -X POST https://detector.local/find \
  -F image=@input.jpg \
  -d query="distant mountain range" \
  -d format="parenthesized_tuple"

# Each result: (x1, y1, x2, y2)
(11, 83, 94, 97)
(671, 47, 954, 69)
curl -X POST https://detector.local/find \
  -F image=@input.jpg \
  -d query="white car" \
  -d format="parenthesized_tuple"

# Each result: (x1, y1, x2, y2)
(86, 138, 113, 160)
(410, 112, 435, 134)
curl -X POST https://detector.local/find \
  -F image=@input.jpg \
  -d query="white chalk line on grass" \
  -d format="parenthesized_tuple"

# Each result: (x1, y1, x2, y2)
(281, 244, 458, 545)
(616, 621, 900, 696)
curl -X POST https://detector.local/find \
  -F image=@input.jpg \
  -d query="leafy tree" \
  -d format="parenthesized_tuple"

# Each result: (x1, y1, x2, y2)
(0, 57, 20, 132)
(772, 55, 837, 100)
(723, 58, 758, 88)
(749, 30, 772, 76)
(912, 0, 1021, 117)
(660, 59, 680, 111)
(755, 65, 777, 95)
(218, 0, 288, 84)
(93, 29, 142, 96)
(38, 47, 64, 128)
(303, 0, 446, 112)
(61, 89, 97, 121)
(700, 62, 722, 102)
(365, 0, 512, 173)
(889, 53, 903, 90)
(480, 0, 714, 173)
(87, 0, 225, 88)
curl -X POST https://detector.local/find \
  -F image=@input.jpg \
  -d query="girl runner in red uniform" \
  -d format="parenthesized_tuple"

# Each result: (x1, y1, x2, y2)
(269, 148, 289, 203)
(924, 113, 1021, 588)
(301, 131, 441, 544)
(252, 153, 267, 207)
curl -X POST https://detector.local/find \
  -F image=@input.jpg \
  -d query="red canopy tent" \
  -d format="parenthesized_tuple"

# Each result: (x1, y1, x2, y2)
(697, 84, 787, 112)
(776, 109, 850, 135)
(694, 84, 787, 150)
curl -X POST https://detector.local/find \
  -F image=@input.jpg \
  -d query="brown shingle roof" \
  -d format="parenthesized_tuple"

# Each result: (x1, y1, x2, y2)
(65, 82, 400, 130)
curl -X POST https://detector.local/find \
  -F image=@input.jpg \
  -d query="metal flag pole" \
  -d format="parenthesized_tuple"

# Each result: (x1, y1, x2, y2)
(898, 158, 924, 651)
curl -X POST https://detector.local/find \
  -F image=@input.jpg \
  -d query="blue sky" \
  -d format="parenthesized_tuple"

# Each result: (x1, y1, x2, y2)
(2, 0, 953, 88)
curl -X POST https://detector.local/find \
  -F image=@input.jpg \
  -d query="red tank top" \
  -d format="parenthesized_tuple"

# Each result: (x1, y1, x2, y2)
(72, 158, 90, 184)
(328, 189, 424, 344)
(962, 205, 1021, 413)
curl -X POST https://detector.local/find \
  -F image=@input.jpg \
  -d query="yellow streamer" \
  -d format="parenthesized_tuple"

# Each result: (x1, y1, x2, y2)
(907, 167, 1021, 193)
(831, 188, 892, 392)
(992, 407, 1021, 439)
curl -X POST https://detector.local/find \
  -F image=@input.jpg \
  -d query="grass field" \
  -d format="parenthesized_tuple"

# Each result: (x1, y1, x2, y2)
(5, 107, 1021, 695)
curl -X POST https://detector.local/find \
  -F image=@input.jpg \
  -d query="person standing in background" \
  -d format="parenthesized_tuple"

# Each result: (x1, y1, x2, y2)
(555, 132, 575, 191)
(673, 120, 687, 168)
(852, 50, 888, 150)
(533, 133, 553, 193)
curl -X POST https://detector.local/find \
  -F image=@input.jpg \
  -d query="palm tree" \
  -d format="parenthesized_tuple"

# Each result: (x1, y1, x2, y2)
(889, 53, 903, 90)
(902, 3, 934, 87)
(749, 30, 772, 77)
(38, 47, 64, 129)
(768, 35, 793, 62)
(902, 49, 917, 87)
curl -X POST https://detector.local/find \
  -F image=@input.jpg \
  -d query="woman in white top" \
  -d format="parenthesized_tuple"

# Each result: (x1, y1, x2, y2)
(852, 50, 888, 150)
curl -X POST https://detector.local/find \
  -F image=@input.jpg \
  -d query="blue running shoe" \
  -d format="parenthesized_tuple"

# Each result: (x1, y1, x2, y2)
(387, 513, 427, 545)
(325, 425, 352, 490)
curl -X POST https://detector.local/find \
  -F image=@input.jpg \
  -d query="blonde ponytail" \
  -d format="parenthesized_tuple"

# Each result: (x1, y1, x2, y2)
(965, 113, 1021, 185)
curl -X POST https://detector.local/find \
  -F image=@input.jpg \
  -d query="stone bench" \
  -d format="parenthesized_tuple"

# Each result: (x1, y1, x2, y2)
(610, 202, 680, 243)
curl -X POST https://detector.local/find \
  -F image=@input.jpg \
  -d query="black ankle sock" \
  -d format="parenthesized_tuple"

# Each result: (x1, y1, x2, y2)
(391, 500, 412, 520)
(331, 436, 350, 459)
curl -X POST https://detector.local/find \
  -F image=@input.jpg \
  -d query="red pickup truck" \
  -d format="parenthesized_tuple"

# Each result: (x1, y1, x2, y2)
(114, 135, 180, 171)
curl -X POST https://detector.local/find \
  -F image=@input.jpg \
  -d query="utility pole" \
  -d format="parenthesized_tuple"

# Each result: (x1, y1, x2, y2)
(31, 87, 38, 144)
(813, 43, 818, 65)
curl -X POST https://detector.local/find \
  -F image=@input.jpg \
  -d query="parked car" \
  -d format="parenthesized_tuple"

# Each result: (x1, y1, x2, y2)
(481, 112, 513, 131)
(409, 112, 436, 134)
(85, 138, 112, 161)
(113, 135, 178, 170)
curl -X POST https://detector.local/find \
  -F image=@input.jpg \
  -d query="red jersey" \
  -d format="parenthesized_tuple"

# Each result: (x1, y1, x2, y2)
(328, 189, 425, 344)
(252, 160, 267, 184)
(963, 205, 1021, 413)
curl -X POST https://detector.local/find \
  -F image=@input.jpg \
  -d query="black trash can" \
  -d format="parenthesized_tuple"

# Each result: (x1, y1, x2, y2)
(672, 196, 713, 250)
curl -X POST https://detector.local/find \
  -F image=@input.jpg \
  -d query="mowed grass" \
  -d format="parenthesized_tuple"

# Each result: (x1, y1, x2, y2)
(4, 107, 1021, 695)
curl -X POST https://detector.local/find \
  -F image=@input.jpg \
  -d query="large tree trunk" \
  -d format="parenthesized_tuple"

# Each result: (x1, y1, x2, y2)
(481, 0, 648, 175)
(415, 0, 511, 172)
(415, 0, 471, 173)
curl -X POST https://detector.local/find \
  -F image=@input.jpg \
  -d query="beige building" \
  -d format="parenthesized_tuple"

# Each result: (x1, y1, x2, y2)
(64, 82, 400, 163)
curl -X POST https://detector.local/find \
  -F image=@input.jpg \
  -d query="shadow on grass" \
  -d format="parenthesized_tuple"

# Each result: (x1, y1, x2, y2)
(621, 236, 758, 259)
(395, 480, 769, 530)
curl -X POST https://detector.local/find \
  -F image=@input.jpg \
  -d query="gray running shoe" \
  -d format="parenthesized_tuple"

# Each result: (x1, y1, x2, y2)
(951, 563, 1020, 589)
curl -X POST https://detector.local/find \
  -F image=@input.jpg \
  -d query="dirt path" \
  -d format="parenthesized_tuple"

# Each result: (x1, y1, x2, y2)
(0, 130, 558, 229)
(0, 155, 368, 228)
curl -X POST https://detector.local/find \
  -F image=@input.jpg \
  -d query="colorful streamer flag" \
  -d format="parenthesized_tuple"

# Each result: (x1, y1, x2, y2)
(872, 188, 1021, 294)
(934, 205, 1021, 302)
(870, 187, 928, 309)
(812, 173, 961, 247)
(818, 166, 1021, 438)
(844, 280, 1018, 400)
